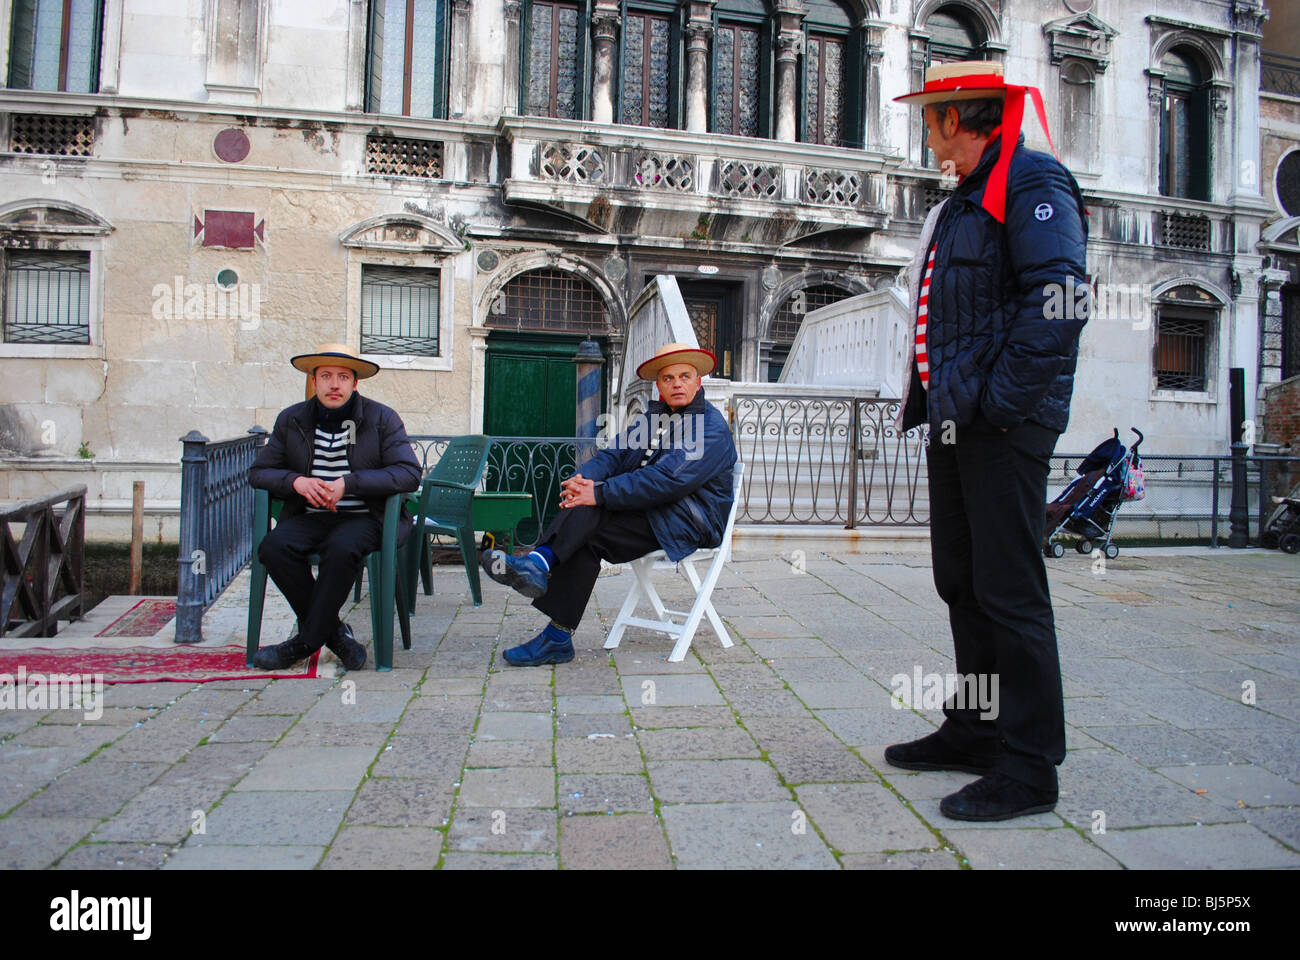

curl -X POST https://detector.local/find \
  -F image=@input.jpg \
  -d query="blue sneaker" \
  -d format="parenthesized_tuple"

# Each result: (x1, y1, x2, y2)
(481, 549, 549, 599)
(503, 623, 575, 667)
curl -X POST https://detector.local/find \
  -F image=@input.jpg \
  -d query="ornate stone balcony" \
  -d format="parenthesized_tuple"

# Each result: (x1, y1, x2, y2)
(497, 116, 898, 246)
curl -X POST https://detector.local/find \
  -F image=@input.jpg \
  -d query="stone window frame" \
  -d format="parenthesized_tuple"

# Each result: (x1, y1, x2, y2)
(2, 0, 106, 93)
(1145, 21, 1230, 206)
(362, 0, 453, 119)
(907, 0, 1006, 168)
(1147, 279, 1229, 405)
(0, 199, 111, 361)
(1042, 10, 1116, 178)
(340, 214, 462, 373)
(710, 0, 773, 140)
(615, 0, 682, 130)
(519, 0, 592, 120)
(204, 0, 269, 104)
(798, 0, 866, 149)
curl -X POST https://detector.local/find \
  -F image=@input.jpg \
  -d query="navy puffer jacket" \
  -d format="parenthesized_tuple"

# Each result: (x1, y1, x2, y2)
(902, 133, 1089, 435)
(582, 390, 737, 562)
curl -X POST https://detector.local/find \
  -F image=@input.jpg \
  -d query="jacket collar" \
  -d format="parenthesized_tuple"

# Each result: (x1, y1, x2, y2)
(289, 392, 371, 428)
(647, 389, 710, 416)
(955, 131, 1024, 200)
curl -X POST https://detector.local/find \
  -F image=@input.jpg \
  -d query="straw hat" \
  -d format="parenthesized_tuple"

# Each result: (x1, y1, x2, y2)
(894, 61, 1008, 106)
(290, 342, 380, 379)
(635, 342, 716, 381)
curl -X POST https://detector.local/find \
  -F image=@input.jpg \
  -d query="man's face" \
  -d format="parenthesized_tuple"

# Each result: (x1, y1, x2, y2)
(656, 362, 701, 410)
(924, 105, 959, 169)
(312, 364, 357, 409)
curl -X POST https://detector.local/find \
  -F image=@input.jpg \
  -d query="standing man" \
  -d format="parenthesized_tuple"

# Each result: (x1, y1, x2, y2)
(249, 343, 421, 671)
(886, 62, 1090, 820)
(481, 343, 737, 666)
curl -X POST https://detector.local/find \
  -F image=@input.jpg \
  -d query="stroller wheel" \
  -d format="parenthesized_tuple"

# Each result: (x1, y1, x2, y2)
(1048, 542, 1065, 559)
(1261, 530, 1279, 550)
(1076, 538, 1093, 555)
(1104, 543, 1119, 560)
(1281, 534, 1300, 555)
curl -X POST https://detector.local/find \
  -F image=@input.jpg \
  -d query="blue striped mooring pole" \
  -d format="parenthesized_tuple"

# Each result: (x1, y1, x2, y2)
(574, 339, 605, 464)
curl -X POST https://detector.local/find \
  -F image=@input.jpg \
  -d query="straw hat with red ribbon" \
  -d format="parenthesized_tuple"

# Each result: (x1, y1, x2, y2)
(636, 342, 717, 381)
(895, 61, 1059, 224)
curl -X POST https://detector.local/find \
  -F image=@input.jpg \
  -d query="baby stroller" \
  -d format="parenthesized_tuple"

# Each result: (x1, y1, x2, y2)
(1261, 490, 1300, 554)
(1043, 428, 1145, 559)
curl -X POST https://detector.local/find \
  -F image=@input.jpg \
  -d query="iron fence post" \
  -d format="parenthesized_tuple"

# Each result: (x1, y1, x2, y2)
(846, 400, 860, 529)
(1210, 457, 1220, 548)
(176, 430, 209, 644)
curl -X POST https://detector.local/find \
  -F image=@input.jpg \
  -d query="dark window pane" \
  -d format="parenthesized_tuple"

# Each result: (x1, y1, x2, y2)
(8, 0, 103, 92)
(737, 26, 760, 137)
(1155, 314, 1209, 391)
(714, 25, 735, 132)
(555, 4, 580, 119)
(526, 1, 581, 119)
(526, 3, 554, 114)
(621, 13, 646, 124)
(806, 33, 845, 146)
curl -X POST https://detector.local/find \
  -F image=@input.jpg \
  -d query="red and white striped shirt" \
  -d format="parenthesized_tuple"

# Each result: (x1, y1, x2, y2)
(916, 244, 935, 389)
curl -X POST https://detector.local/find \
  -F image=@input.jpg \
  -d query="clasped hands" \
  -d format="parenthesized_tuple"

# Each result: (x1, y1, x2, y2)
(559, 474, 597, 509)
(293, 475, 347, 511)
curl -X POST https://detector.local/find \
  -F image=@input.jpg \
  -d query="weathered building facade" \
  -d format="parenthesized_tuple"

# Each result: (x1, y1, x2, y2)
(0, 0, 1287, 534)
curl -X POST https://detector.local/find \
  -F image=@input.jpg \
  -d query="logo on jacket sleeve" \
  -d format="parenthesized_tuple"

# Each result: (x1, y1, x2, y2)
(1034, 203, 1054, 221)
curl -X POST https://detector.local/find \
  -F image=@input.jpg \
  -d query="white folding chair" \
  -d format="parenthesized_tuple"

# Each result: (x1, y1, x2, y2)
(604, 463, 744, 662)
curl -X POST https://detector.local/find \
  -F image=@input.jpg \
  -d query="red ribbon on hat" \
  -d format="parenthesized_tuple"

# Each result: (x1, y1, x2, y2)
(982, 85, 1058, 224)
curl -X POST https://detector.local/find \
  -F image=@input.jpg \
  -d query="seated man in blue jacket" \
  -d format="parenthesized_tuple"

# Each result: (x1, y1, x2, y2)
(481, 342, 738, 666)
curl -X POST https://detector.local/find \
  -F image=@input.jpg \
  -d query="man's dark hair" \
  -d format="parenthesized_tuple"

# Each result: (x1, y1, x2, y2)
(928, 97, 1003, 137)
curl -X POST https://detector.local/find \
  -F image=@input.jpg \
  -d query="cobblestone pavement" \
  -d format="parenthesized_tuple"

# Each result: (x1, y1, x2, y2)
(2, 547, 1297, 870)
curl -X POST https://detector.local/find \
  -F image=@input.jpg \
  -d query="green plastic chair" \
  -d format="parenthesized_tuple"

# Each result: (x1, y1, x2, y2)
(403, 435, 492, 612)
(246, 490, 412, 671)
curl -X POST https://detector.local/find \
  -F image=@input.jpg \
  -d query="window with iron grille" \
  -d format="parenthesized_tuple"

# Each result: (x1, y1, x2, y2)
(7, 0, 104, 93)
(366, 0, 449, 117)
(767, 283, 854, 381)
(619, 4, 676, 128)
(524, 1, 586, 119)
(3, 251, 91, 345)
(1159, 211, 1212, 251)
(487, 268, 607, 333)
(1154, 311, 1211, 391)
(361, 265, 440, 356)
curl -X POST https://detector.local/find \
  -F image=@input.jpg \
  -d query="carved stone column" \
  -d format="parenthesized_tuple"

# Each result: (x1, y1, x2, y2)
(449, 0, 471, 118)
(591, 5, 620, 124)
(503, 0, 522, 116)
(684, 15, 713, 133)
(774, 29, 803, 142)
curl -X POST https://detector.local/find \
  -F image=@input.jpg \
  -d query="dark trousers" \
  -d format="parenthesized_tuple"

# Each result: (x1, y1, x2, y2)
(926, 414, 1066, 792)
(258, 510, 383, 649)
(532, 505, 661, 630)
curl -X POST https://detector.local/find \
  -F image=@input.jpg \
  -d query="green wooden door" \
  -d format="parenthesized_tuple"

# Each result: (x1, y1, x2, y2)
(483, 334, 591, 545)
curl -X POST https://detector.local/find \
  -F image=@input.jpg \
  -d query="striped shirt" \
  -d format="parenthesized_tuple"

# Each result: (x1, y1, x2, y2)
(916, 244, 935, 389)
(306, 426, 366, 513)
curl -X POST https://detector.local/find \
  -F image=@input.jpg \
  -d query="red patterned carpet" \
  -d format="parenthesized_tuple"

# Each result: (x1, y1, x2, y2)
(95, 599, 179, 638)
(0, 645, 321, 684)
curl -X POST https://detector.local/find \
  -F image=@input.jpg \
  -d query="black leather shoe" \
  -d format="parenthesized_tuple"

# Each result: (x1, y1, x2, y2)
(884, 731, 996, 775)
(325, 622, 367, 672)
(939, 773, 1058, 822)
(252, 632, 319, 670)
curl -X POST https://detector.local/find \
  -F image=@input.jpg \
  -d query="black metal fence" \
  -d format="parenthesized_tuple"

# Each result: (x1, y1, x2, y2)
(175, 427, 267, 643)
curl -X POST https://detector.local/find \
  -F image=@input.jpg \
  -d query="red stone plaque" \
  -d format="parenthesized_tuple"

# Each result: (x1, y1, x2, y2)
(213, 128, 251, 163)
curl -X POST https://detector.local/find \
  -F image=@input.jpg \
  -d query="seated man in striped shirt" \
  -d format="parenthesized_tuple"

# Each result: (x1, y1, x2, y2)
(249, 343, 421, 671)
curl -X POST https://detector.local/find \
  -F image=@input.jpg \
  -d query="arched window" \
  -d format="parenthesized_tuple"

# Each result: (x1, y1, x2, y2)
(712, 0, 771, 138)
(927, 4, 983, 64)
(767, 283, 856, 381)
(618, 2, 680, 128)
(365, 0, 451, 117)
(522, 1, 590, 119)
(7, 0, 104, 93)
(1160, 47, 1212, 201)
(1059, 59, 1096, 172)
(801, 0, 863, 148)
(487, 269, 608, 333)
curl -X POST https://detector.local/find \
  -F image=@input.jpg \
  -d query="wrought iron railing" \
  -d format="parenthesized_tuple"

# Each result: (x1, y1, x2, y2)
(730, 395, 928, 526)
(175, 427, 268, 643)
(0, 486, 86, 638)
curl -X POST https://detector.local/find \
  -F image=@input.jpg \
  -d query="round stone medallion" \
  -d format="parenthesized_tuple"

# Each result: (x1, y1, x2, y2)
(213, 128, 251, 163)
(477, 250, 500, 272)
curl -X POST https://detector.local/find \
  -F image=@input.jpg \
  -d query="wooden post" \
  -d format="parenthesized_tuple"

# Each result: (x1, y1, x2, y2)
(129, 480, 144, 594)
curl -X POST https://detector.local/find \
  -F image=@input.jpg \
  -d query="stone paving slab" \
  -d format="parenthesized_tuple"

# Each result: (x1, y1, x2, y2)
(6, 550, 1297, 870)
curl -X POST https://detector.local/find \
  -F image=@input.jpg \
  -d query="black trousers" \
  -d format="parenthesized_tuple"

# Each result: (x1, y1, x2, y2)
(925, 413, 1066, 792)
(258, 510, 383, 649)
(532, 505, 661, 630)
